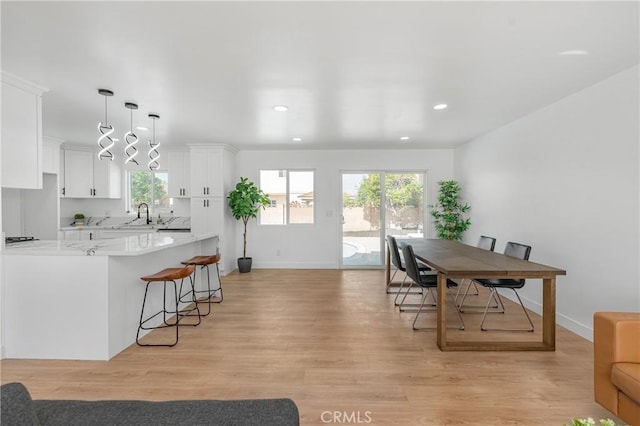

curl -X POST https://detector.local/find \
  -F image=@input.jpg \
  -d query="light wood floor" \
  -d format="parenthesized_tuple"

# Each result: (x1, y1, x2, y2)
(1, 269, 616, 425)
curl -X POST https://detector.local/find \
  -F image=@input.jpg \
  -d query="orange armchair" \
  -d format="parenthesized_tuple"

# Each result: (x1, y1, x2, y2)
(594, 312, 640, 426)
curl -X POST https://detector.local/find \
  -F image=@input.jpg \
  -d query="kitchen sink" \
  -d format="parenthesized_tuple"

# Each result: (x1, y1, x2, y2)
(113, 224, 156, 230)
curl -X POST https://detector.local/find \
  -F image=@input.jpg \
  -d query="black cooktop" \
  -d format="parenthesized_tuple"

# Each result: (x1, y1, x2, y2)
(5, 236, 38, 244)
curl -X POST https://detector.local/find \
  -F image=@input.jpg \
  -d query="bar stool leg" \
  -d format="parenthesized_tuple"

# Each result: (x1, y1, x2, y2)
(136, 279, 180, 347)
(177, 274, 202, 324)
(179, 255, 223, 316)
(212, 262, 223, 303)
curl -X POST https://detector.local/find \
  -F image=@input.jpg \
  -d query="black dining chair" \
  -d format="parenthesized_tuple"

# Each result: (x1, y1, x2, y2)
(475, 242, 535, 332)
(400, 242, 465, 331)
(386, 235, 428, 305)
(456, 235, 497, 307)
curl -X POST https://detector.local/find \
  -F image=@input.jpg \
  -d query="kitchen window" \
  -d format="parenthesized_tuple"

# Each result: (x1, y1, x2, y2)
(126, 170, 172, 215)
(259, 170, 314, 225)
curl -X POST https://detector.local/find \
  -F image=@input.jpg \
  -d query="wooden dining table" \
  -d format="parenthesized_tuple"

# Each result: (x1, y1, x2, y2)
(388, 238, 566, 351)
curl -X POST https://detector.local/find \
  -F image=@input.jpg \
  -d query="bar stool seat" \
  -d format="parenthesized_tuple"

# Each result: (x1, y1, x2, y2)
(137, 265, 200, 347)
(181, 253, 223, 316)
(141, 266, 195, 282)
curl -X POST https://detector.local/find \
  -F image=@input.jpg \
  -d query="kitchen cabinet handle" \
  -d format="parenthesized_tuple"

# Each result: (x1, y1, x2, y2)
(62, 187, 65, 196)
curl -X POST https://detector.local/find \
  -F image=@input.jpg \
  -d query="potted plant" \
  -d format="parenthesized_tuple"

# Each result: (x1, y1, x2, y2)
(429, 180, 471, 241)
(227, 177, 270, 273)
(73, 213, 85, 226)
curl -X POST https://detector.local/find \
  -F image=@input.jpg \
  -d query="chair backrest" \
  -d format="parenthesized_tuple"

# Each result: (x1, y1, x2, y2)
(478, 235, 496, 251)
(399, 242, 420, 285)
(504, 242, 531, 261)
(386, 235, 404, 271)
(504, 242, 532, 285)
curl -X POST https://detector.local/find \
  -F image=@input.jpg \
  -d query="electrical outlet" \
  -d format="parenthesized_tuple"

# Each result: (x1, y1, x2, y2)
(276, 249, 281, 256)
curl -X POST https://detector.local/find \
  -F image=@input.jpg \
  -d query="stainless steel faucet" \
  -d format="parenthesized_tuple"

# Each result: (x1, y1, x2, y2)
(137, 203, 151, 224)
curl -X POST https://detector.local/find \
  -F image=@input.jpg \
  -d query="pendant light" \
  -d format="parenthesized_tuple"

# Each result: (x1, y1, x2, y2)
(124, 102, 139, 165)
(147, 113, 160, 171)
(97, 89, 115, 160)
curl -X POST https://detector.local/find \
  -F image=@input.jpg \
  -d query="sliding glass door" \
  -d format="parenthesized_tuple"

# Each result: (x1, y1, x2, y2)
(341, 171, 425, 268)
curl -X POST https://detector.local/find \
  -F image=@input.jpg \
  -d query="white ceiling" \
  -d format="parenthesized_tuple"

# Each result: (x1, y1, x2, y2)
(2, 1, 638, 151)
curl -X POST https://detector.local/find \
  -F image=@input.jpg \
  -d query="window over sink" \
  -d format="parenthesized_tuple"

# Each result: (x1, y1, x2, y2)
(126, 170, 172, 215)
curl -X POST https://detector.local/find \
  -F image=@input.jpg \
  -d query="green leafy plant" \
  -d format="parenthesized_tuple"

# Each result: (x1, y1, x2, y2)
(429, 180, 471, 241)
(566, 417, 621, 426)
(73, 213, 85, 220)
(227, 177, 270, 259)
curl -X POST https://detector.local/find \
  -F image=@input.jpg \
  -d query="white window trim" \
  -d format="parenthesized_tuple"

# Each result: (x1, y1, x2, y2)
(259, 169, 315, 225)
(125, 169, 172, 216)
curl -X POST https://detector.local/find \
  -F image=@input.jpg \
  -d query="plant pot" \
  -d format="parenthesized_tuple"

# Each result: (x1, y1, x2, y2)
(238, 257, 253, 273)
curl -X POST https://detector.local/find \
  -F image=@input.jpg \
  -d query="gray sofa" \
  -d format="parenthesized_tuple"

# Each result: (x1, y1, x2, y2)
(1, 383, 299, 426)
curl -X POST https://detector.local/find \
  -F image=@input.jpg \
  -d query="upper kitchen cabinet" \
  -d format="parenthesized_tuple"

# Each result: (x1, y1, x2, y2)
(42, 137, 62, 174)
(166, 150, 190, 198)
(190, 147, 223, 197)
(62, 147, 121, 198)
(1, 72, 48, 189)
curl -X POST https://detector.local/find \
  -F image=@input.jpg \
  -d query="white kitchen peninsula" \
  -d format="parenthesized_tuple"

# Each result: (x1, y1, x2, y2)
(2, 232, 218, 360)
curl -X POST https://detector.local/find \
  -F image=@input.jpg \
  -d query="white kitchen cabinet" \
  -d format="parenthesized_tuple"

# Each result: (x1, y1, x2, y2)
(1, 72, 48, 189)
(188, 145, 236, 274)
(62, 147, 121, 198)
(42, 137, 62, 174)
(92, 154, 121, 198)
(62, 229, 95, 240)
(190, 147, 222, 197)
(190, 197, 223, 236)
(167, 150, 190, 198)
(63, 149, 92, 197)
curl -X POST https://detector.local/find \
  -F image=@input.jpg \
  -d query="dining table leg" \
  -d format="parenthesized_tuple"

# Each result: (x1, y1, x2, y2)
(542, 276, 556, 350)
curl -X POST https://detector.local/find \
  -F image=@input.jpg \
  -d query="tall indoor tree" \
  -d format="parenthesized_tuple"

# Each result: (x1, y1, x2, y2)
(227, 177, 270, 273)
(429, 180, 471, 241)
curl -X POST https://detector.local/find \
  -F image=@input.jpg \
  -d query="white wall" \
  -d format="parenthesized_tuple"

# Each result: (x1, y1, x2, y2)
(3, 174, 59, 239)
(454, 65, 640, 340)
(235, 149, 454, 268)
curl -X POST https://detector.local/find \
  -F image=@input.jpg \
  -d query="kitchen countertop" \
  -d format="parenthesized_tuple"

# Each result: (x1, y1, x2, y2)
(2, 232, 217, 256)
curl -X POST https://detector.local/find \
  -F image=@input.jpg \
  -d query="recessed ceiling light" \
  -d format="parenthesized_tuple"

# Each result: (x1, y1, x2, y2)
(136, 126, 148, 131)
(112, 138, 120, 142)
(400, 136, 410, 141)
(558, 50, 589, 56)
(273, 105, 289, 112)
(433, 104, 448, 110)
(292, 137, 302, 142)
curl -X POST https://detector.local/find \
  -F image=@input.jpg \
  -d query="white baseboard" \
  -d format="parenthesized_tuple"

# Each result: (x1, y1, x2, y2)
(253, 261, 338, 269)
(514, 293, 593, 342)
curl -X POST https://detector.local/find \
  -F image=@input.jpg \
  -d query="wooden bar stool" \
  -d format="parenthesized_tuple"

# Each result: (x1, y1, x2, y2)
(137, 265, 199, 347)
(180, 253, 223, 316)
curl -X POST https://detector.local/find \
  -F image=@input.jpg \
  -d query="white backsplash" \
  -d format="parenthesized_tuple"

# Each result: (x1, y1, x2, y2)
(60, 216, 190, 229)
